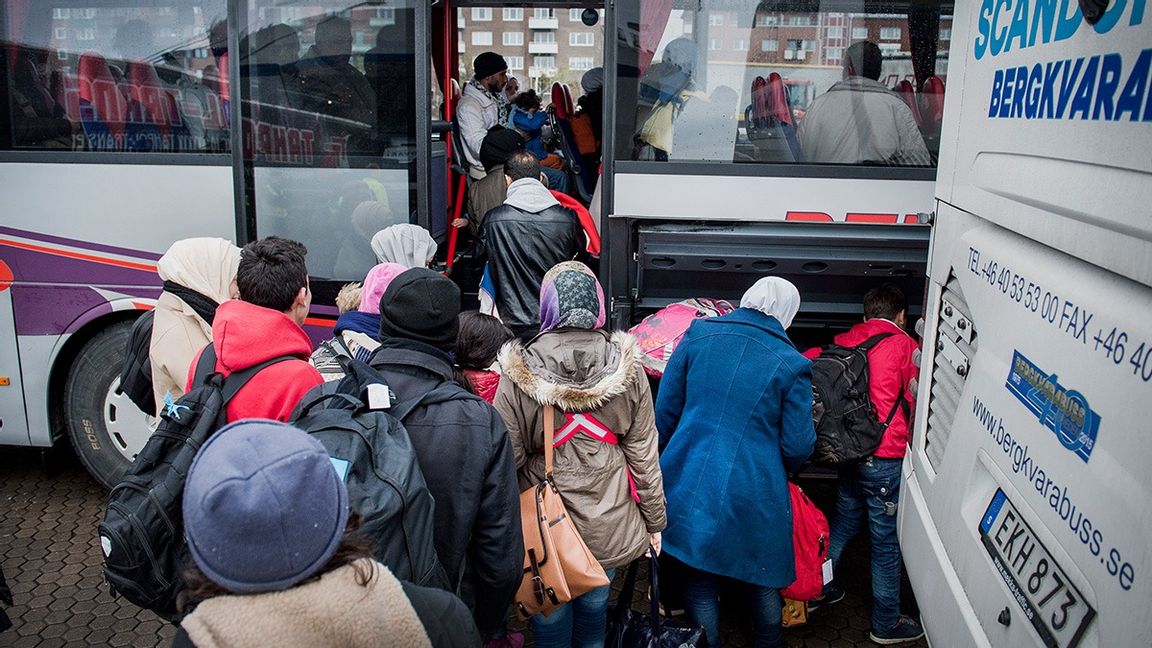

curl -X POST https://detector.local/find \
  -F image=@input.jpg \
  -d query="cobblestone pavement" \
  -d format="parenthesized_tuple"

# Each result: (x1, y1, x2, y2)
(0, 447, 926, 647)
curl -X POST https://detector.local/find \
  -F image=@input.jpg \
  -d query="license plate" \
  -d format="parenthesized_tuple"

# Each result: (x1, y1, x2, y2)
(979, 490, 1095, 648)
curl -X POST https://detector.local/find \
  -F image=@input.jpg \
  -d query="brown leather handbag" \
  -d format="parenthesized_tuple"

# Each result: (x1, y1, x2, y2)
(515, 405, 610, 619)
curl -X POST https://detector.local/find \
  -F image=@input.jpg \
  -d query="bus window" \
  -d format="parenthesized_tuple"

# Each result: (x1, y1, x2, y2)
(1, 1, 231, 153)
(240, 1, 417, 281)
(616, 0, 952, 166)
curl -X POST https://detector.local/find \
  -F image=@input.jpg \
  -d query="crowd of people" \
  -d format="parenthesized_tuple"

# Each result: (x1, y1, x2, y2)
(90, 40, 937, 648)
(139, 209, 924, 647)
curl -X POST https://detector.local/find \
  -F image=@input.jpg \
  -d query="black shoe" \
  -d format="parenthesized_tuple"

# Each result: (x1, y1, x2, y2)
(807, 583, 845, 612)
(869, 615, 925, 644)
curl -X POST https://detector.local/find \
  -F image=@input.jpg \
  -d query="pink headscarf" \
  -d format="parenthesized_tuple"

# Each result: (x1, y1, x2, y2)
(358, 262, 408, 315)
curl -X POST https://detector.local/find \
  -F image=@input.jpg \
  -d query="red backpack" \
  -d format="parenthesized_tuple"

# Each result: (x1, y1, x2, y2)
(781, 482, 830, 601)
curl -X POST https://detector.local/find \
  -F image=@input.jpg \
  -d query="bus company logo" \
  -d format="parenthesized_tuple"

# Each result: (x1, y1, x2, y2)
(1005, 351, 1101, 462)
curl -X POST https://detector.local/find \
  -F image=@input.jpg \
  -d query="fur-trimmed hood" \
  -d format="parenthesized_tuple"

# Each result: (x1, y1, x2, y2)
(498, 329, 643, 412)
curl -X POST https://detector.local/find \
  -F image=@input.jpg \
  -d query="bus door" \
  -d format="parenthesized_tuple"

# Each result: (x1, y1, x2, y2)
(233, 0, 435, 310)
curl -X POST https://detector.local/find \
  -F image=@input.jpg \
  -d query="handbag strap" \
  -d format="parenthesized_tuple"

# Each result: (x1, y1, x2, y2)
(543, 404, 556, 479)
(646, 550, 663, 637)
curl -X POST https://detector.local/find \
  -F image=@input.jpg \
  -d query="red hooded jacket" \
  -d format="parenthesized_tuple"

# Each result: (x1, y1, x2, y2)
(186, 300, 322, 423)
(803, 318, 919, 459)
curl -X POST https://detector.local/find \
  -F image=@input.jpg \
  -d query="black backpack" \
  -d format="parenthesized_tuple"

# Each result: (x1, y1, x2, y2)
(99, 347, 295, 619)
(119, 282, 221, 415)
(290, 358, 480, 592)
(120, 309, 157, 414)
(810, 333, 909, 465)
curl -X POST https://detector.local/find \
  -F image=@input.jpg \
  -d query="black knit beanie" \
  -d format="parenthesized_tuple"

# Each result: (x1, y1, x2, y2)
(378, 268, 461, 350)
(473, 52, 508, 80)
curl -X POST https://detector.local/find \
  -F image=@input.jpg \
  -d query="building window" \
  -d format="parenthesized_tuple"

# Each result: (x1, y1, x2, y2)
(534, 32, 556, 44)
(709, 14, 724, 26)
(569, 56, 594, 70)
(757, 15, 778, 26)
(939, 27, 952, 40)
(458, 40, 466, 53)
(709, 38, 722, 50)
(507, 56, 524, 70)
(53, 7, 69, 18)
(503, 8, 523, 21)
(761, 39, 778, 51)
(826, 46, 843, 61)
(570, 32, 594, 46)
(880, 27, 902, 40)
(472, 8, 491, 21)
(827, 26, 844, 38)
(533, 8, 554, 19)
(533, 55, 556, 70)
(570, 8, 582, 21)
(852, 26, 869, 40)
(504, 32, 524, 46)
(53, 27, 67, 40)
(733, 39, 748, 51)
(786, 16, 813, 26)
(472, 31, 492, 46)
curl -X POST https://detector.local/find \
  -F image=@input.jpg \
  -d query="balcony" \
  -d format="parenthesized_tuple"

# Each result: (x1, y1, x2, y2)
(528, 41, 558, 54)
(528, 17, 558, 29)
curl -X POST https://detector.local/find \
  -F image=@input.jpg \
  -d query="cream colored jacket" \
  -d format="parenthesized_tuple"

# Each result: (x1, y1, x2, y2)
(149, 238, 239, 414)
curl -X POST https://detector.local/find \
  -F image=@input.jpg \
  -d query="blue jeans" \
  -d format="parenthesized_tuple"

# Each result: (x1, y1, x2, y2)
(531, 568, 616, 648)
(681, 565, 782, 648)
(541, 166, 570, 195)
(828, 456, 904, 631)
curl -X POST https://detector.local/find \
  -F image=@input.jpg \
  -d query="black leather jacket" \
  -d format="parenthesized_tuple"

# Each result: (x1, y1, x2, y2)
(479, 201, 583, 336)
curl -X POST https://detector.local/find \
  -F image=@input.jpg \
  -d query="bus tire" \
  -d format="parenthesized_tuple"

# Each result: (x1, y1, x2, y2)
(64, 320, 153, 489)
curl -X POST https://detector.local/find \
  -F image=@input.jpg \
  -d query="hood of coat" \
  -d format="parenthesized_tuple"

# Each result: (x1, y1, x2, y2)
(211, 300, 314, 373)
(833, 316, 910, 346)
(498, 329, 642, 412)
(504, 178, 560, 214)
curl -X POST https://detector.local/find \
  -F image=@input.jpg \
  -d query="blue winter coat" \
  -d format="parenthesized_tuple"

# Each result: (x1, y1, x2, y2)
(655, 307, 815, 588)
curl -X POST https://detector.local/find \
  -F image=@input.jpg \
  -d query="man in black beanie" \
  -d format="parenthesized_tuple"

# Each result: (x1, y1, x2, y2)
(457, 51, 511, 178)
(369, 268, 523, 642)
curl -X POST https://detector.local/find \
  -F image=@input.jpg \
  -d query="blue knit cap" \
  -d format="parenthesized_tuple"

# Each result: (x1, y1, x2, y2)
(183, 420, 349, 594)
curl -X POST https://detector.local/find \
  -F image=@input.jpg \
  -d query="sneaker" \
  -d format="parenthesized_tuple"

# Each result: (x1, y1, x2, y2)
(869, 615, 925, 644)
(807, 583, 845, 613)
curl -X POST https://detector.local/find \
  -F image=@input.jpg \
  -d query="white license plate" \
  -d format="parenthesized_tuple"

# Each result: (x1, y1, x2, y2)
(979, 490, 1095, 648)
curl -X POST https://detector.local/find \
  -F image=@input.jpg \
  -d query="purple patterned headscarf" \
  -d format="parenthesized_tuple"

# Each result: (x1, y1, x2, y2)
(539, 261, 606, 333)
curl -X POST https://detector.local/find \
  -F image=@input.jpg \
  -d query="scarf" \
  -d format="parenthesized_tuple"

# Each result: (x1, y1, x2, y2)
(539, 261, 605, 332)
(468, 77, 509, 125)
(370, 225, 437, 269)
(739, 277, 801, 329)
(333, 311, 380, 338)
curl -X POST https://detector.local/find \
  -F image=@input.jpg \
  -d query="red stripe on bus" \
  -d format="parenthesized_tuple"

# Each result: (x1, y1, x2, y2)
(0, 238, 158, 273)
(304, 316, 336, 329)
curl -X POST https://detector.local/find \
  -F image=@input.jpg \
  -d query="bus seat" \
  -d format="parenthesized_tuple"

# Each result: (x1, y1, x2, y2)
(767, 72, 793, 126)
(51, 67, 82, 120)
(448, 77, 461, 106)
(561, 83, 575, 115)
(548, 83, 593, 202)
(127, 61, 186, 139)
(77, 52, 127, 145)
(921, 76, 945, 128)
(746, 72, 801, 163)
(896, 79, 922, 126)
(550, 82, 570, 119)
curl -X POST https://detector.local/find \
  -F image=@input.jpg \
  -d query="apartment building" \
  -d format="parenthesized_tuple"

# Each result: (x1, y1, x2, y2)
(458, 7, 603, 92)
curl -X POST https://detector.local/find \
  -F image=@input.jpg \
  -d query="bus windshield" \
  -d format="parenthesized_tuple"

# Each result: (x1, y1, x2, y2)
(614, 0, 952, 166)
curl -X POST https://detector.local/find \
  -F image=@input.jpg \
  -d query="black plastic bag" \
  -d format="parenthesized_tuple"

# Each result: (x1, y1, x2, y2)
(607, 548, 706, 648)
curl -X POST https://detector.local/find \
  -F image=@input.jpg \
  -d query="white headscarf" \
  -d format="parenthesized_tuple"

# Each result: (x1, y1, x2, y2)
(156, 237, 240, 303)
(370, 224, 437, 269)
(740, 277, 801, 329)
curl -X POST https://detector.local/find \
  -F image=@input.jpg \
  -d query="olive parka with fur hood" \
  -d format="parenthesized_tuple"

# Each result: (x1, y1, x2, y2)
(494, 329, 667, 570)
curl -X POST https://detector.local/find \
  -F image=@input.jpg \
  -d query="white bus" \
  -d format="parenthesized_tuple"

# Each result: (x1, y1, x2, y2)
(2, 0, 954, 488)
(900, 0, 1152, 644)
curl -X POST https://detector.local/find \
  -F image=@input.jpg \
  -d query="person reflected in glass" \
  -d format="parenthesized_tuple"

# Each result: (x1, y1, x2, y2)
(797, 41, 930, 166)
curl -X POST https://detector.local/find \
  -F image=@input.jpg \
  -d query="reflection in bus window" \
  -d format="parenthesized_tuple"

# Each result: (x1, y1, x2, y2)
(618, 0, 951, 167)
(1, 1, 231, 153)
(242, 1, 417, 281)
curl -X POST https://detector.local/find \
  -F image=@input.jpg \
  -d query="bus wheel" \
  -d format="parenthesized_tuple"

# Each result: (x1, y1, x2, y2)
(64, 321, 157, 489)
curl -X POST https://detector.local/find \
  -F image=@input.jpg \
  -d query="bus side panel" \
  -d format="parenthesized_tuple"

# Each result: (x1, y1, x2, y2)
(0, 287, 31, 446)
(904, 202, 1152, 648)
(937, 2, 1152, 285)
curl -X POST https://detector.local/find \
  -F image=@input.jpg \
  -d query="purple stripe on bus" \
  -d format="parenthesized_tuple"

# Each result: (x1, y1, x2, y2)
(0, 226, 165, 261)
(0, 246, 159, 286)
(12, 285, 111, 336)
